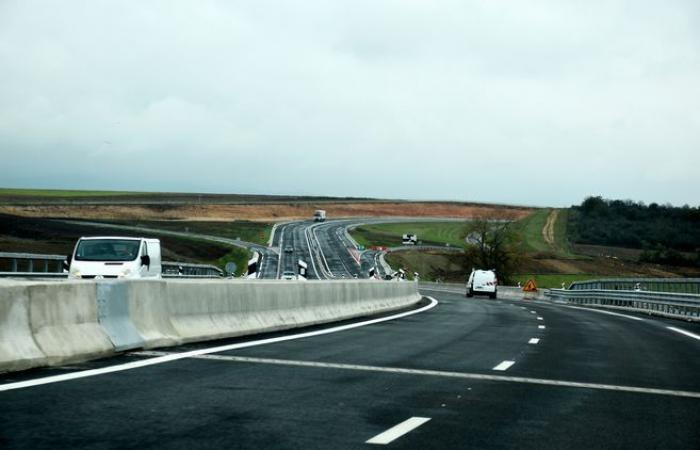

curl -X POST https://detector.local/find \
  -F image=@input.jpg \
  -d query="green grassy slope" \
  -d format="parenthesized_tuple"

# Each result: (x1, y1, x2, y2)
(350, 221, 470, 249)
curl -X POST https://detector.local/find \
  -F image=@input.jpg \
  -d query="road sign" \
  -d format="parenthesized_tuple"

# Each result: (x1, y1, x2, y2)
(225, 262, 237, 275)
(357, 245, 365, 251)
(523, 279, 538, 292)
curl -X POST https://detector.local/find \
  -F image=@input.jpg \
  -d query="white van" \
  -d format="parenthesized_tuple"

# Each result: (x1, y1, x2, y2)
(66, 236, 162, 279)
(466, 269, 498, 299)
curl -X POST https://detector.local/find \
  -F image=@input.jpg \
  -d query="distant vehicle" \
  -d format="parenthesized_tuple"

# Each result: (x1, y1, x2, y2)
(466, 269, 498, 299)
(402, 234, 417, 245)
(246, 251, 261, 279)
(313, 210, 327, 222)
(281, 270, 297, 280)
(297, 259, 308, 280)
(66, 236, 161, 279)
(284, 246, 294, 253)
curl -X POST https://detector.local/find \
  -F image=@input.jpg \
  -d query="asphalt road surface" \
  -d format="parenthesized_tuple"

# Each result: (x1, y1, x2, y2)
(2, 289, 698, 449)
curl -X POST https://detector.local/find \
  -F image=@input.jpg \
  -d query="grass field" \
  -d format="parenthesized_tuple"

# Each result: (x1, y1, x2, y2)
(351, 221, 470, 249)
(385, 250, 467, 282)
(510, 208, 579, 258)
(105, 220, 272, 246)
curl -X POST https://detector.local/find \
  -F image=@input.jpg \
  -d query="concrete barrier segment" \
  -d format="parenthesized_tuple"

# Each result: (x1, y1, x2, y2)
(155, 279, 421, 345)
(0, 282, 47, 373)
(126, 279, 181, 348)
(96, 282, 145, 352)
(27, 281, 115, 366)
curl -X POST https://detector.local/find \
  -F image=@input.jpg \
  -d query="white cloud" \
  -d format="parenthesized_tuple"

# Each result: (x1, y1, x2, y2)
(1, 0, 699, 206)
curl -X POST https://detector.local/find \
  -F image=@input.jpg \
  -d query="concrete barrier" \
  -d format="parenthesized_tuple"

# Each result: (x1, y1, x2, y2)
(0, 279, 421, 373)
(147, 279, 420, 345)
(27, 281, 115, 366)
(0, 282, 47, 372)
(126, 280, 180, 348)
(97, 283, 145, 351)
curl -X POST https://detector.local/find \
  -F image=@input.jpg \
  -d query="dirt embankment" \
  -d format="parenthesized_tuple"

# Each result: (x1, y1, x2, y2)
(542, 209, 558, 246)
(0, 203, 533, 222)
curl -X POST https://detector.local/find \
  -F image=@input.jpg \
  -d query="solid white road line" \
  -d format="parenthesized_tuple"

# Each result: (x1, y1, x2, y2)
(366, 417, 431, 445)
(528, 338, 540, 344)
(538, 325, 546, 329)
(0, 298, 440, 392)
(667, 327, 700, 341)
(563, 305, 644, 321)
(492, 360, 515, 371)
(149, 353, 700, 399)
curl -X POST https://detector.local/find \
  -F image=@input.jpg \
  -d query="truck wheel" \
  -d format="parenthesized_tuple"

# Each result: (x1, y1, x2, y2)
(466, 289, 474, 298)
(490, 292, 497, 299)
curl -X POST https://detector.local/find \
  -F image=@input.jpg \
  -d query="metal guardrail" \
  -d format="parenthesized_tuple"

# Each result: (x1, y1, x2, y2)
(162, 262, 224, 278)
(569, 278, 700, 295)
(0, 252, 66, 273)
(547, 289, 700, 321)
(0, 252, 223, 279)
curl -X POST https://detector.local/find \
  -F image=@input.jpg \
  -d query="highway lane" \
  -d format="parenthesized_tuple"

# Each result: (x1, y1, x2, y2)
(1, 290, 698, 449)
(273, 221, 320, 279)
(311, 220, 364, 279)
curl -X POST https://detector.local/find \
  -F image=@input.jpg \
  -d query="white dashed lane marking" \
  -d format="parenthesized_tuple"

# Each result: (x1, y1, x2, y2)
(492, 360, 516, 371)
(366, 417, 431, 445)
(528, 338, 540, 345)
(140, 352, 700, 399)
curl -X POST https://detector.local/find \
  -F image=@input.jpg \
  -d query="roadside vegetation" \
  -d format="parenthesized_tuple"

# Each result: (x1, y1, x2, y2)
(365, 201, 700, 288)
(385, 250, 466, 282)
(350, 221, 470, 249)
(569, 196, 700, 267)
(509, 208, 578, 258)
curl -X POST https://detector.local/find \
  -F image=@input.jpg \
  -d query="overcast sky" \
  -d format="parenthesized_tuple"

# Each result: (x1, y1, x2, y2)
(1, 1, 698, 206)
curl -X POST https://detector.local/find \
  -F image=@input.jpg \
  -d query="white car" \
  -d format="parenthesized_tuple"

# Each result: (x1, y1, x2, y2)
(282, 270, 297, 280)
(466, 269, 498, 299)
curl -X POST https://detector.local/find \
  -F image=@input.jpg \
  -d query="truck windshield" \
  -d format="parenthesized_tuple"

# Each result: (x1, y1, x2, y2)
(74, 239, 140, 262)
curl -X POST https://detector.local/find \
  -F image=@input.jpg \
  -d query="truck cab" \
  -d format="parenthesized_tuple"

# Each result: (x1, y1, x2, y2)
(67, 236, 162, 279)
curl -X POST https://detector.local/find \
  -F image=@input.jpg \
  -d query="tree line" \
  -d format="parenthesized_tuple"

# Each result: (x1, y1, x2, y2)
(568, 196, 700, 266)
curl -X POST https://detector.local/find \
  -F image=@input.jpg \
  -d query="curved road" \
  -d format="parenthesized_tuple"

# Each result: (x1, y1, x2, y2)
(1, 288, 698, 449)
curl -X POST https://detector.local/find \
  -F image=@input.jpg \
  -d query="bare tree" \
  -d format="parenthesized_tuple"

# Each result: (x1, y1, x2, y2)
(465, 219, 522, 284)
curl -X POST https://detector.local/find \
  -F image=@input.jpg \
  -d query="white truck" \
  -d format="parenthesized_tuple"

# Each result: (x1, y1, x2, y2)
(402, 234, 418, 245)
(313, 210, 327, 222)
(466, 269, 498, 299)
(66, 236, 162, 279)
